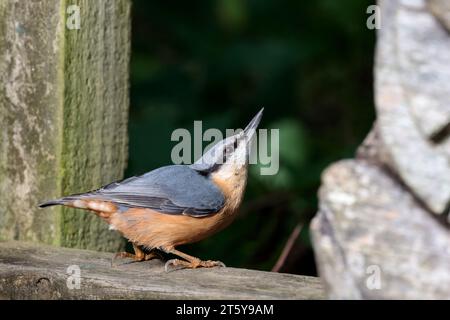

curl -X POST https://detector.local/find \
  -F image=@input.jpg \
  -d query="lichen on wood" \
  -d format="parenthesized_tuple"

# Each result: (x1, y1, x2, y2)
(59, 0, 131, 251)
(0, 0, 131, 252)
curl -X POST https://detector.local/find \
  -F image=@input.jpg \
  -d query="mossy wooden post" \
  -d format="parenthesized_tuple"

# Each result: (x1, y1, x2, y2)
(0, 0, 131, 251)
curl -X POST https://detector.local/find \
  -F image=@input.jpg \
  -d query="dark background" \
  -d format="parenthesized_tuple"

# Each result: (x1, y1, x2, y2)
(128, 0, 375, 275)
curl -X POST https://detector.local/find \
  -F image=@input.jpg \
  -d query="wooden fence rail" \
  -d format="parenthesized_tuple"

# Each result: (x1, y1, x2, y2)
(0, 241, 325, 299)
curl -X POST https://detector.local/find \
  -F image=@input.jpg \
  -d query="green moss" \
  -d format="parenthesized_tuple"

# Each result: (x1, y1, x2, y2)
(0, 1, 130, 252)
(58, 0, 130, 252)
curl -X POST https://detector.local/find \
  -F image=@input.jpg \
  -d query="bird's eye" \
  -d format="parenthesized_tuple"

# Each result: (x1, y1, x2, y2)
(222, 148, 227, 164)
(233, 139, 238, 149)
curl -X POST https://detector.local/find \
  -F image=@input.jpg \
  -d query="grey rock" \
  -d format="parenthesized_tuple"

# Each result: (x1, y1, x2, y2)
(311, 160, 450, 299)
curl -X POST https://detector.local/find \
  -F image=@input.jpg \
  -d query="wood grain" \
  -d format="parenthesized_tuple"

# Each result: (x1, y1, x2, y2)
(0, 241, 325, 300)
(0, 0, 130, 251)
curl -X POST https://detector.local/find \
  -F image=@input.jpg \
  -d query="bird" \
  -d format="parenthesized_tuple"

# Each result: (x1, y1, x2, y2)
(39, 108, 263, 271)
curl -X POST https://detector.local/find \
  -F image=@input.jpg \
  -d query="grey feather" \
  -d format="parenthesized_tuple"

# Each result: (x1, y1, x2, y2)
(50, 165, 226, 217)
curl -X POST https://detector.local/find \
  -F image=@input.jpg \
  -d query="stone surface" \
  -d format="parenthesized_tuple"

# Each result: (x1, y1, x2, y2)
(375, 0, 450, 215)
(311, 160, 450, 299)
(0, 241, 325, 300)
(0, 0, 130, 251)
(311, 0, 450, 299)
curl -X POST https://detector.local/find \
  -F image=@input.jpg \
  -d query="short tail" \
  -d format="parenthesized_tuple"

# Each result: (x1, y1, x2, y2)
(38, 194, 117, 219)
(38, 197, 74, 208)
(38, 193, 92, 208)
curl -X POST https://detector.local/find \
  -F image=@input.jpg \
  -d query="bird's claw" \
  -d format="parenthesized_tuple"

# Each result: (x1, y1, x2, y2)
(201, 260, 226, 268)
(111, 252, 133, 267)
(215, 261, 226, 268)
(164, 259, 187, 272)
(164, 258, 226, 272)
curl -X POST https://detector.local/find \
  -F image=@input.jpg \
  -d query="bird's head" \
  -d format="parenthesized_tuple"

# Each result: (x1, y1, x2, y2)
(190, 108, 264, 179)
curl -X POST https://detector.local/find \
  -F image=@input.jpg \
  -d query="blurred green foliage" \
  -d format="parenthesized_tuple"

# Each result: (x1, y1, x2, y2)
(128, 0, 375, 274)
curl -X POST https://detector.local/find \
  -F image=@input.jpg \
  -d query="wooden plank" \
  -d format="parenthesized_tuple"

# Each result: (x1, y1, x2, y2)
(0, 0, 130, 251)
(0, 241, 325, 300)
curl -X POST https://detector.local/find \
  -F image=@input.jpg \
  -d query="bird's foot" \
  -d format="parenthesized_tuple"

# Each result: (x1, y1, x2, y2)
(164, 258, 226, 272)
(111, 251, 159, 267)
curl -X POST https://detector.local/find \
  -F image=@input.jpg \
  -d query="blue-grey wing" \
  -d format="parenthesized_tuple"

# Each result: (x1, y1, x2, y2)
(83, 165, 225, 217)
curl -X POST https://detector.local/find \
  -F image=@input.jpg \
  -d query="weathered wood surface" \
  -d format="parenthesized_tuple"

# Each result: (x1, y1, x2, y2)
(0, 0, 130, 251)
(0, 241, 325, 300)
(311, 0, 450, 299)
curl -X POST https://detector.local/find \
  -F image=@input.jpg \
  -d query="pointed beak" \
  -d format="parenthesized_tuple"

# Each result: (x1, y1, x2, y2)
(244, 108, 264, 141)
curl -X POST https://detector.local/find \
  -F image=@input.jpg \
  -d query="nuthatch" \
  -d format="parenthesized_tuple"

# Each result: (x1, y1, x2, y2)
(39, 109, 263, 271)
